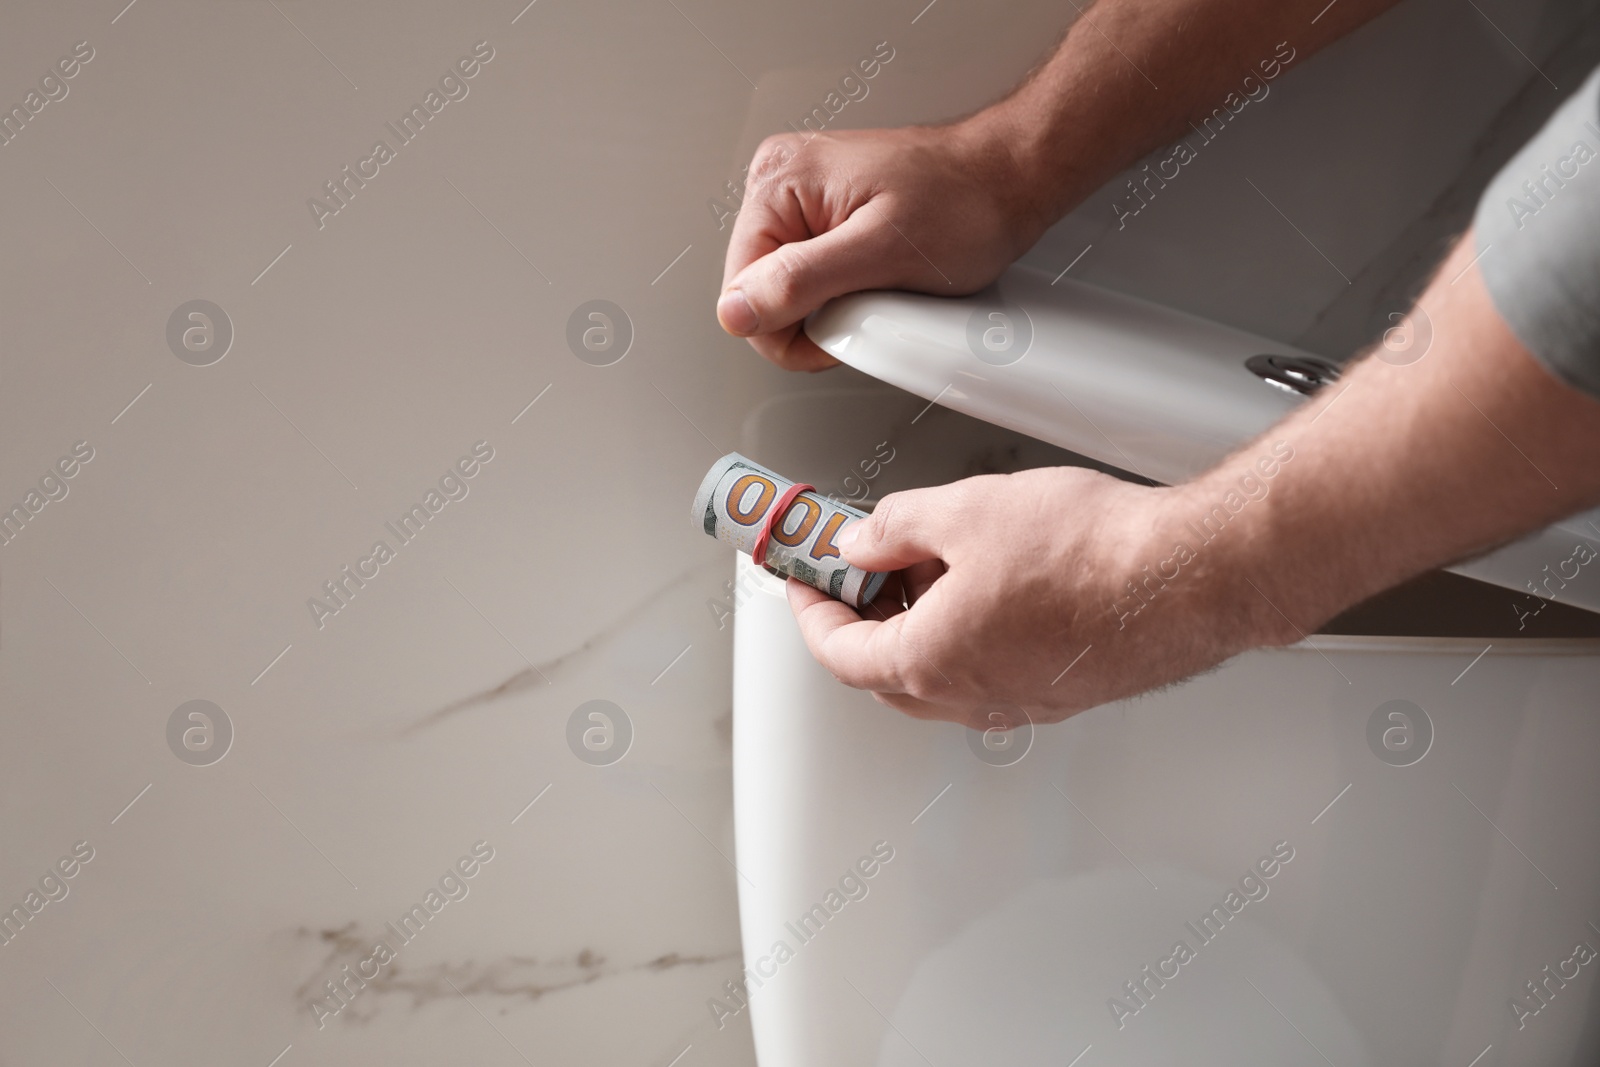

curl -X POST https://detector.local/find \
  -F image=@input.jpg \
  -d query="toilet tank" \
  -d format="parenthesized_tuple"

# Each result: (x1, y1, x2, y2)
(725, 276, 1600, 1067)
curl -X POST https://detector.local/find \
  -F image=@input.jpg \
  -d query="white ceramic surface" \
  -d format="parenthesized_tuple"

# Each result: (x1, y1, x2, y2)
(734, 551, 1600, 1065)
(730, 385, 1600, 1067)
(806, 269, 1307, 487)
(805, 267, 1600, 614)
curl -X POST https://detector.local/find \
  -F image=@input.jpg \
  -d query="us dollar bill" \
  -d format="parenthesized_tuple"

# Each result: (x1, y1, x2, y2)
(691, 453, 886, 608)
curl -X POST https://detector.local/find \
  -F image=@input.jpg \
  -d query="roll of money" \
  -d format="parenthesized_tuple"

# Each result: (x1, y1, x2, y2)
(692, 453, 887, 608)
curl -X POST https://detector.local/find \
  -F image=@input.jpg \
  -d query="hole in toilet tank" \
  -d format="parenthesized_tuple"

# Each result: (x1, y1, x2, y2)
(741, 382, 1600, 641)
(739, 381, 1150, 511)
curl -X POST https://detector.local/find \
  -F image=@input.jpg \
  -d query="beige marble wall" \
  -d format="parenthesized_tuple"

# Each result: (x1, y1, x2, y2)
(0, 1, 1076, 1062)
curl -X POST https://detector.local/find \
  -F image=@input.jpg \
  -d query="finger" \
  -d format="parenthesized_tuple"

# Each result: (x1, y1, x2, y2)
(786, 578, 914, 693)
(870, 689, 962, 721)
(716, 157, 850, 370)
(743, 321, 841, 373)
(841, 487, 956, 572)
(720, 208, 895, 339)
(720, 139, 811, 293)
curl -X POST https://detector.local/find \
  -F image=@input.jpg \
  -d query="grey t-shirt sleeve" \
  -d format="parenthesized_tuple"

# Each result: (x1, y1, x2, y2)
(1474, 63, 1600, 399)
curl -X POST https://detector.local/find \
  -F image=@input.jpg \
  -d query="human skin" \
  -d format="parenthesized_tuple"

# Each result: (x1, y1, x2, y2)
(786, 236, 1600, 727)
(717, 0, 1405, 370)
(717, 0, 1600, 726)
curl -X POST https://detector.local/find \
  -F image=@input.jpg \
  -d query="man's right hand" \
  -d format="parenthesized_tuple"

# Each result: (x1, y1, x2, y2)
(717, 120, 1048, 371)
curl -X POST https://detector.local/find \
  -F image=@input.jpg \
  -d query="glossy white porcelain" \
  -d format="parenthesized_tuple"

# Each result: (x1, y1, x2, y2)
(733, 549, 1600, 1065)
(806, 267, 1600, 614)
(805, 269, 1307, 487)
(729, 388, 1600, 1066)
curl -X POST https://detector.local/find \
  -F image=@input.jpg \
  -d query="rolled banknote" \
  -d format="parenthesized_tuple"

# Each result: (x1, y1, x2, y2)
(692, 453, 887, 608)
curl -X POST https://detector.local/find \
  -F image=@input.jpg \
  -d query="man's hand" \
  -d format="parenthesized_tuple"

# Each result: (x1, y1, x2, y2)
(786, 236, 1600, 728)
(785, 467, 1287, 728)
(716, 0, 1409, 372)
(718, 122, 1045, 371)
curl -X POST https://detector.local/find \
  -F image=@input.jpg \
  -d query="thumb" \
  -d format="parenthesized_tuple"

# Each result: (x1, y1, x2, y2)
(841, 488, 951, 572)
(718, 208, 894, 337)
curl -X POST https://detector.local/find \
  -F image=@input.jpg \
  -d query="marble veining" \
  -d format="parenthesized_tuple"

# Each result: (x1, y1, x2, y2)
(399, 560, 718, 736)
(289, 923, 738, 1020)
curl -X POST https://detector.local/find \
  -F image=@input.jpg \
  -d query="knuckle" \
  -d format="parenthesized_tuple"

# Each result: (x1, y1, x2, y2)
(868, 492, 909, 546)
(751, 135, 801, 185)
(764, 254, 800, 308)
(947, 475, 991, 512)
(763, 250, 809, 310)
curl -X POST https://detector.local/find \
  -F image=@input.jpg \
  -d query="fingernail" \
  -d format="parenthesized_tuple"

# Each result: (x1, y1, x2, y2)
(718, 289, 759, 335)
(838, 522, 860, 552)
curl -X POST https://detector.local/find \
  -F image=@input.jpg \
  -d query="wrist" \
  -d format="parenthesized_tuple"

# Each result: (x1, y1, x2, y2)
(965, 10, 1169, 234)
(949, 106, 1071, 253)
(1157, 463, 1305, 652)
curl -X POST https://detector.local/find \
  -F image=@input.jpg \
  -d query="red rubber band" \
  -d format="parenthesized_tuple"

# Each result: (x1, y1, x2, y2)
(752, 482, 814, 570)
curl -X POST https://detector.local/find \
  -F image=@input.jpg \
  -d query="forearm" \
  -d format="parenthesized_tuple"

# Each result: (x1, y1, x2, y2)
(971, 0, 1405, 233)
(1191, 234, 1600, 641)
